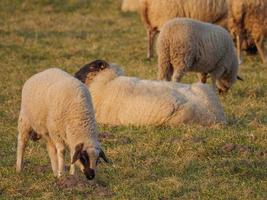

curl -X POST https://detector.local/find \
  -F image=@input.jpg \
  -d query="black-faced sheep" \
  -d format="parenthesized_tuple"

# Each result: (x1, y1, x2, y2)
(16, 68, 109, 180)
(75, 60, 226, 126)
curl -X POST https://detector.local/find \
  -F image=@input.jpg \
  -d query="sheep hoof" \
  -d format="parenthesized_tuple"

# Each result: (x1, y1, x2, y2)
(16, 167, 22, 173)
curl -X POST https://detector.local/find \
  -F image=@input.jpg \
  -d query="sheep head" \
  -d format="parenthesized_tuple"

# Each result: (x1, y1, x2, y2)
(72, 143, 109, 180)
(74, 60, 109, 86)
(216, 78, 231, 94)
(216, 74, 243, 94)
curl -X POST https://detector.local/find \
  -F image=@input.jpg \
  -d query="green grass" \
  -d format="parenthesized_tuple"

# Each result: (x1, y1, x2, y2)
(0, 0, 266, 199)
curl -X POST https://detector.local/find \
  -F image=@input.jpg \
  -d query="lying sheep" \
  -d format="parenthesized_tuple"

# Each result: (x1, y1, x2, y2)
(228, 0, 267, 63)
(75, 60, 226, 126)
(121, 0, 140, 12)
(16, 68, 109, 180)
(157, 18, 241, 93)
(139, 0, 228, 59)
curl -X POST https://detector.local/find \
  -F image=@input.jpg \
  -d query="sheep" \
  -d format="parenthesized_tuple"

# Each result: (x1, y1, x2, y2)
(16, 68, 109, 180)
(228, 0, 267, 64)
(74, 60, 226, 126)
(157, 18, 241, 94)
(139, 0, 228, 59)
(121, 0, 140, 12)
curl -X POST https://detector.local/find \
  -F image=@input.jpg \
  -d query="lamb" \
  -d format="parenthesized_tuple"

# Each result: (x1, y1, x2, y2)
(16, 68, 109, 180)
(139, 0, 228, 59)
(74, 60, 226, 126)
(157, 18, 241, 93)
(121, 0, 140, 12)
(228, 0, 267, 64)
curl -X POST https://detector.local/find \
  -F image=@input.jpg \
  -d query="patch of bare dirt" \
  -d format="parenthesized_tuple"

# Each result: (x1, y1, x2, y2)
(221, 143, 267, 157)
(55, 175, 91, 189)
(256, 151, 267, 158)
(192, 136, 207, 143)
(94, 185, 113, 198)
(55, 176, 113, 197)
(222, 143, 252, 154)
(35, 165, 50, 174)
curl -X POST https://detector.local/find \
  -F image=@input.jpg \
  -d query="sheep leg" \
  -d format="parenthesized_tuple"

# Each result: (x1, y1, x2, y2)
(46, 140, 58, 176)
(211, 75, 217, 92)
(158, 63, 173, 81)
(16, 118, 31, 173)
(254, 36, 266, 64)
(236, 35, 243, 65)
(147, 28, 158, 59)
(157, 46, 172, 81)
(70, 164, 75, 175)
(198, 73, 208, 83)
(172, 66, 188, 82)
(69, 150, 76, 175)
(210, 67, 226, 92)
(56, 143, 65, 177)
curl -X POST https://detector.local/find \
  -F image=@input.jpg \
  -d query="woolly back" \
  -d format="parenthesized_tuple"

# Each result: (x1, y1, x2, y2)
(140, 0, 228, 29)
(84, 67, 226, 126)
(21, 68, 98, 145)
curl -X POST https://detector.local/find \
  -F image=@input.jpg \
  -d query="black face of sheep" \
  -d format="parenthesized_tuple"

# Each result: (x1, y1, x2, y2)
(217, 75, 243, 94)
(216, 77, 231, 94)
(74, 60, 109, 84)
(72, 143, 110, 180)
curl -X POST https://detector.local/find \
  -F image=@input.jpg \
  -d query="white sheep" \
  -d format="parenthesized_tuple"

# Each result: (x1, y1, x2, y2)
(139, 0, 228, 59)
(228, 0, 267, 64)
(157, 18, 241, 93)
(74, 60, 226, 126)
(121, 0, 140, 12)
(16, 68, 109, 180)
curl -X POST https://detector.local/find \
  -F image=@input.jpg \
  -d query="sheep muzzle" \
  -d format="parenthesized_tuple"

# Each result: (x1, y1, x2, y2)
(84, 168, 95, 180)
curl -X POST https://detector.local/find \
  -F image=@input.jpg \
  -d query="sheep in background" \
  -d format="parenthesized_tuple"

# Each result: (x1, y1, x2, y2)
(139, 0, 228, 59)
(228, 0, 267, 64)
(121, 0, 140, 12)
(16, 68, 109, 180)
(75, 60, 226, 126)
(157, 18, 241, 94)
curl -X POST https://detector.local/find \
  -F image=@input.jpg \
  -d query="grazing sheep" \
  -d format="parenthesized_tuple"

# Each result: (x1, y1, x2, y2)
(139, 0, 228, 59)
(228, 0, 267, 63)
(74, 60, 226, 126)
(121, 0, 140, 12)
(157, 18, 241, 93)
(16, 68, 109, 180)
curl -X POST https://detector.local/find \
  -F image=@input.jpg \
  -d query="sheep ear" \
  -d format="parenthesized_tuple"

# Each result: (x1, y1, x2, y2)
(93, 60, 109, 70)
(99, 148, 110, 163)
(74, 60, 109, 83)
(237, 75, 244, 81)
(72, 143, 84, 164)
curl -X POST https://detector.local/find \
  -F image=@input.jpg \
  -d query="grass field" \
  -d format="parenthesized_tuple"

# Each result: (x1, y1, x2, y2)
(0, 0, 266, 199)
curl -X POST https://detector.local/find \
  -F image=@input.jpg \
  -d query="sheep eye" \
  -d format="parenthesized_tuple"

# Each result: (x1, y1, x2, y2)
(80, 151, 90, 166)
